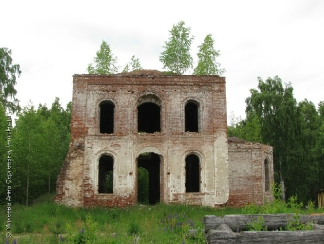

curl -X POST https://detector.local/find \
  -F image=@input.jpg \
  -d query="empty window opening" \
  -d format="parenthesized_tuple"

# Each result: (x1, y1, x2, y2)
(185, 102, 199, 132)
(138, 103, 160, 133)
(99, 101, 114, 134)
(264, 159, 270, 192)
(98, 155, 114, 193)
(137, 152, 160, 204)
(185, 154, 200, 192)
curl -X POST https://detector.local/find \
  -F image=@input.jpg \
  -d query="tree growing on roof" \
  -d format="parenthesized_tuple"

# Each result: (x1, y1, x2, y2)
(122, 55, 143, 73)
(87, 41, 119, 74)
(159, 21, 194, 74)
(194, 34, 225, 75)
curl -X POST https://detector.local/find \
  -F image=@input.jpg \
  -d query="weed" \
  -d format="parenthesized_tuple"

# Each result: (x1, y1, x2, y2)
(241, 203, 260, 214)
(49, 220, 65, 236)
(287, 195, 303, 211)
(127, 221, 141, 236)
(286, 213, 314, 231)
(306, 200, 315, 213)
(66, 214, 98, 243)
(24, 222, 33, 233)
(246, 216, 267, 231)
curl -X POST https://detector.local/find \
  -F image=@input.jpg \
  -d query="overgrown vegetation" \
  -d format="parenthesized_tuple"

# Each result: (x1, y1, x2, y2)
(229, 76, 324, 204)
(1, 189, 323, 243)
(242, 184, 321, 231)
(1, 194, 223, 243)
(0, 98, 70, 206)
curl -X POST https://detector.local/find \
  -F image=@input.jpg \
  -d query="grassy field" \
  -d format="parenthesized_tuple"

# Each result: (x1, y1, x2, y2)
(1, 193, 323, 244)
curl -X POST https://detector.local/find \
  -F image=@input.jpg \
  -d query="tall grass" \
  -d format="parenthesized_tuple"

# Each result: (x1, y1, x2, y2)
(1, 190, 323, 243)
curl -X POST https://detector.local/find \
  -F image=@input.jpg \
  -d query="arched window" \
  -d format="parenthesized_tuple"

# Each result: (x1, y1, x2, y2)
(185, 154, 200, 192)
(99, 101, 114, 134)
(185, 101, 199, 132)
(264, 159, 270, 192)
(137, 94, 161, 133)
(98, 155, 114, 193)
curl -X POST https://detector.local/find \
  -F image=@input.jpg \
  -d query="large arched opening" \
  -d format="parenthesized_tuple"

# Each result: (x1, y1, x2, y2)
(137, 94, 161, 133)
(137, 152, 161, 204)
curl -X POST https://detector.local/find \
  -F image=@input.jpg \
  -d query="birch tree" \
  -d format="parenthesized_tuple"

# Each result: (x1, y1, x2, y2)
(159, 21, 194, 74)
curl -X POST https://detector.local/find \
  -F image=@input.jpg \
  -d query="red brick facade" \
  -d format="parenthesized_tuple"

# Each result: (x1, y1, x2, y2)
(55, 71, 273, 207)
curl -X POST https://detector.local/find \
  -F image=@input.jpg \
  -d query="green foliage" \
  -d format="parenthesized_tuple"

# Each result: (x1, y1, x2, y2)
(122, 55, 143, 73)
(0, 104, 8, 202)
(286, 212, 314, 231)
(127, 221, 141, 236)
(137, 167, 149, 204)
(7, 98, 70, 205)
(241, 184, 318, 231)
(246, 216, 267, 231)
(159, 21, 194, 74)
(194, 34, 225, 75)
(0, 47, 21, 113)
(87, 41, 119, 74)
(306, 200, 316, 213)
(160, 213, 194, 234)
(228, 111, 262, 143)
(67, 214, 98, 244)
(242, 76, 324, 203)
(2, 197, 323, 242)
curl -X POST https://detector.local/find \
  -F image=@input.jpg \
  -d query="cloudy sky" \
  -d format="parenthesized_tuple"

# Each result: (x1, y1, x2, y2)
(1, 0, 323, 121)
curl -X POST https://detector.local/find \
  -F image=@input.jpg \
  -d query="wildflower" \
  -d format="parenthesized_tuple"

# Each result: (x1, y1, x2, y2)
(59, 234, 64, 242)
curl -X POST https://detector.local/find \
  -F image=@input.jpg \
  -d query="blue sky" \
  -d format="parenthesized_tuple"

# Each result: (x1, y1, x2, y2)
(1, 0, 323, 121)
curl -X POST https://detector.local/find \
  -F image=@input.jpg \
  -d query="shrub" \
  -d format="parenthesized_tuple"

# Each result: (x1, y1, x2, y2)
(127, 221, 141, 236)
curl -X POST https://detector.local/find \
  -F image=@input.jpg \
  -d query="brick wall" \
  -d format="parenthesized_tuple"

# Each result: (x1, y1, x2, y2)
(55, 72, 273, 208)
(227, 137, 274, 207)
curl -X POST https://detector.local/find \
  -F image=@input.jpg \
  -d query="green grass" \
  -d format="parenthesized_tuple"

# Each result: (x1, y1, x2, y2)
(1, 192, 323, 243)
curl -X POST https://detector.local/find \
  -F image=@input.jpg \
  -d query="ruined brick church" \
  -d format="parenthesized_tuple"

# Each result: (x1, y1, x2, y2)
(55, 70, 274, 208)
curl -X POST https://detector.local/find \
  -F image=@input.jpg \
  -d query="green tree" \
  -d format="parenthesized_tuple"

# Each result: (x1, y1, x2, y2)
(87, 41, 119, 74)
(246, 76, 301, 201)
(0, 48, 21, 113)
(11, 105, 44, 205)
(46, 98, 70, 193)
(0, 103, 8, 204)
(122, 55, 143, 73)
(317, 102, 324, 192)
(296, 100, 321, 201)
(159, 21, 194, 74)
(228, 111, 262, 143)
(193, 34, 225, 75)
(10, 99, 71, 205)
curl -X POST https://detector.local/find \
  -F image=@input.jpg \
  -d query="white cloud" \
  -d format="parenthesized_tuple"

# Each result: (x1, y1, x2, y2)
(1, 0, 323, 120)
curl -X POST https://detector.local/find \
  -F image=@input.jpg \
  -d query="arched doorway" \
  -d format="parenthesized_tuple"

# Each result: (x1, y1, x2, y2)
(137, 152, 161, 204)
